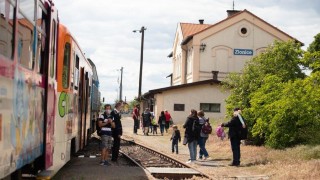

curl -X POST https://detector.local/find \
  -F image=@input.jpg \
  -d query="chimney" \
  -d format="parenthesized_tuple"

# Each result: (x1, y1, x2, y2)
(199, 19, 204, 24)
(212, 71, 219, 80)
(226, 10, 240, 17)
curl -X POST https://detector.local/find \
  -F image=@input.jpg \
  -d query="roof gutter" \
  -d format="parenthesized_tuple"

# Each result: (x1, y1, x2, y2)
(181, 35, 193, 45)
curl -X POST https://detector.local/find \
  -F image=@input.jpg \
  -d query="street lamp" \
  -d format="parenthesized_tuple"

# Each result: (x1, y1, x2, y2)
(133, 26, 146, 101)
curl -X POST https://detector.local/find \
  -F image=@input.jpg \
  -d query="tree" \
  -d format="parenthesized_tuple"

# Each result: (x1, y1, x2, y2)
(303, 33, 320, 73)
(223, 40, 307, 147)
(308, 33, 320, 53)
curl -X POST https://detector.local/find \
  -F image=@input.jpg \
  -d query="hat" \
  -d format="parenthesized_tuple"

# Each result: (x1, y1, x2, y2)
(234, 107, 240, 111)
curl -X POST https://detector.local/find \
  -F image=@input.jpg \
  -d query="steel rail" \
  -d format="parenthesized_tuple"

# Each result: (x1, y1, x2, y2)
(121, 138, 211, 179)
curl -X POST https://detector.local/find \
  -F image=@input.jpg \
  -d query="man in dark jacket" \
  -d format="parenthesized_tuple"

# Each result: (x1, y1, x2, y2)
(221, 108, 243, 166)
(111, 102, 123, 162)
(142, 108, 152, 136)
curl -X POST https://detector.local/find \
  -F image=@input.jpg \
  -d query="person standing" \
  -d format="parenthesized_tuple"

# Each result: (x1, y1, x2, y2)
(221, 108, 243, 166)
(132, 105, 140, 134)
(151, 116, 158, 135)
(183, 109, 199, 163)
(164, 110, 171, 133)
(142, 108, 152, 136)
(111, 102, 123, 162)
(170, 125, 181, 154)
(197, 110, 212, 160)
(98, 104, 115, 166)
(158, 111, 166, 136)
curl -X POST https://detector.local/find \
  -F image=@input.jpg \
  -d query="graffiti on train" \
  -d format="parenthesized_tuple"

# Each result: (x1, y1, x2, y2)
(58, 91, 69, 117)
(10, 69, 44, 169)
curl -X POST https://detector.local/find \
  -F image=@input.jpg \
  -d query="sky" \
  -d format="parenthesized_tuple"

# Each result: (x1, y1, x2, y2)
(53, 0, 320, 103)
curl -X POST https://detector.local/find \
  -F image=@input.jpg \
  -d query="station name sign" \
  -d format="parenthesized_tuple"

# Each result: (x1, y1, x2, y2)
(234, 49, 253, 56)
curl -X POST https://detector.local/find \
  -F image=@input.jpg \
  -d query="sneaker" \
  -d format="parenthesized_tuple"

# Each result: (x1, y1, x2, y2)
(100, 161, 105, 166)
(103, 161, 111, 166)
(186, 160, 195, 164)
(204, 157, 213, 161)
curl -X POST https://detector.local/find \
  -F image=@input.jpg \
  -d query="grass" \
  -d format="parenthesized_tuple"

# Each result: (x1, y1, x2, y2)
(124, 117, 320, 179)
(203, 117, 320, 179)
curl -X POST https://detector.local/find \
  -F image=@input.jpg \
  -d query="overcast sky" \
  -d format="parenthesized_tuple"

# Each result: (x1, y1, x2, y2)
(53, 0, 320, 104)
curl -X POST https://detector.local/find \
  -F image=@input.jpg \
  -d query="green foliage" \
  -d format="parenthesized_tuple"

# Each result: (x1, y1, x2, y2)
(308, 33, 320, 53)
(223, 40, 320, 148)
(302, 33, 320, 72)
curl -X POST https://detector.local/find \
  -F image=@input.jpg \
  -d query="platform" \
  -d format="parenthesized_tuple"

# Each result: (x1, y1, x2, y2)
(194, 160, 223, 166)
(147, 167, 200, 175)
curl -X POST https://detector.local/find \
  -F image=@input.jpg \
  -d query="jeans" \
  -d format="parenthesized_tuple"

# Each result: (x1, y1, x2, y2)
(160, 124, 165, 134)
(198, 136, 209, 158)
(172, 139, 179, 153)
(230, 137, 241, 165)
(187, 140, 197, 161)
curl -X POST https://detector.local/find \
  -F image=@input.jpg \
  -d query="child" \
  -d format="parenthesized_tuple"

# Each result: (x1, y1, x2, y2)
(170, 125, 181, 154)
(151, 117, 158, 135)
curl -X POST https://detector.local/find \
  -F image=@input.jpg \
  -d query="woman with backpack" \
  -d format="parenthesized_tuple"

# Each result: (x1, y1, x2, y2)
(197, 110, 212, 161)
(183, 109, 200, 164)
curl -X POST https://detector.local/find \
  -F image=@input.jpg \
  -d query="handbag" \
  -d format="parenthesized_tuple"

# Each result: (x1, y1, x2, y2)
(169, 118, 173, 125)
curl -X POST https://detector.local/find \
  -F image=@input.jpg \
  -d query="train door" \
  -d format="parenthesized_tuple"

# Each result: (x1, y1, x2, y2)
(78, 68, 89, 149)
(44, 1, 58, 169)
(78, 68, 84, 149)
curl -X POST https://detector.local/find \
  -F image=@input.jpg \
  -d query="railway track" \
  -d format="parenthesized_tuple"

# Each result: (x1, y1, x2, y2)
(120, 138, 211, 179)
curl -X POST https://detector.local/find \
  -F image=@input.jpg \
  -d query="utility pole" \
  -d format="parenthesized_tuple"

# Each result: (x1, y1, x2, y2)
(133, 26, 146, 101)
(119, 67, 123, 102)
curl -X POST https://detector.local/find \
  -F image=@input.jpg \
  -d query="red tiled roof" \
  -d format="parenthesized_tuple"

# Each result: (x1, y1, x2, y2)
(180, 23, 211, 38)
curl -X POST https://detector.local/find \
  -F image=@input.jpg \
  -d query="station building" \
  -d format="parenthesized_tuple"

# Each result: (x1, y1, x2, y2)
(142, 9, 301, 123)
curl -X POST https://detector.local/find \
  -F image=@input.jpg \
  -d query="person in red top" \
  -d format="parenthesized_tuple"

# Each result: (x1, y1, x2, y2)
(164, 110, 171, 133)
(132, 105, 140, 134)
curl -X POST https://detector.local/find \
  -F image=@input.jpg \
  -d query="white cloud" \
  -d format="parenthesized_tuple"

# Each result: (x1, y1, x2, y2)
(54, 0, 320, 103)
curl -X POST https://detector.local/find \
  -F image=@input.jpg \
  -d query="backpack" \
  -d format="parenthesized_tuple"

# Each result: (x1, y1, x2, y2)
(192, 118, 202, 138)
(201, 122, 212, 134)
(216, 126, 224, 137)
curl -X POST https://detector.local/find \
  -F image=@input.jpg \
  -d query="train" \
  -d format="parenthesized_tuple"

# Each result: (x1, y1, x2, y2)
(0, 0, 101, 179)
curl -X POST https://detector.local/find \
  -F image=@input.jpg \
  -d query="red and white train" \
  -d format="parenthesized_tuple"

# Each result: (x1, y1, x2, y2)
(0, 0, 101, 178)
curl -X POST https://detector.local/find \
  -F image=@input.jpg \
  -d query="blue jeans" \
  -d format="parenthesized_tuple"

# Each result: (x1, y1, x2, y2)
(187, 140, 197, 161)
(160, 124, 165, 134)
(172, 139, 179, 153)
(198, 136, 209, 158)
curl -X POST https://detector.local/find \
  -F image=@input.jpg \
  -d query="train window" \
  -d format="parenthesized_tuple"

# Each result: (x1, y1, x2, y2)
(19, 0, 35, 23)
(74, 55, 79, 90)
(17, 1, 35, 69)
(0, 0, 15, 59)
(50, 19, 56, 78)
(62, 42, 71, 88)
(36, 5, 47, 74)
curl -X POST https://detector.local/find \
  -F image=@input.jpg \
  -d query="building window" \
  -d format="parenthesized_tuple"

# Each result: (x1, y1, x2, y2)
(200, 103, 220, 113)
(240, 27, 247, 34)
(174, 104, 185, 111)
(238, 24, 250, 37)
